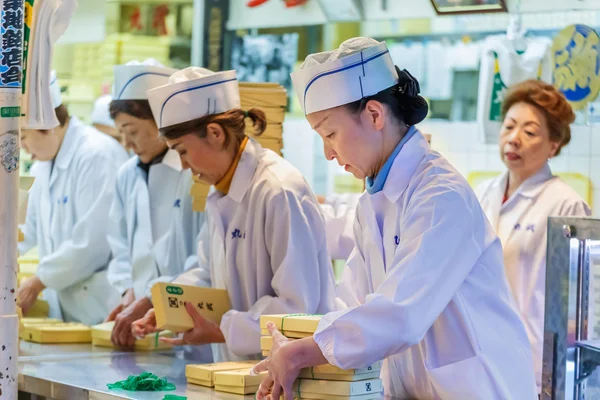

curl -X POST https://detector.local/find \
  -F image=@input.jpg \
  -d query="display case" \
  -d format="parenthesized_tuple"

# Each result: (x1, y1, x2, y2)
(542, 217, 600, 399)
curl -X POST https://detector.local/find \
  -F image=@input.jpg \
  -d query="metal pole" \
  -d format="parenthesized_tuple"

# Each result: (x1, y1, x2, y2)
(191, 0, 205, 66)
(0, 0, 24, 398)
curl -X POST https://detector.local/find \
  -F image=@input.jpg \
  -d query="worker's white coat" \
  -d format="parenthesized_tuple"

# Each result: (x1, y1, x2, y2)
(106, 150, 206, 300)
(476, 164, 591, 391)
(19, 117, 128, 325)
(174, 138, 337, 362)
(313, 130, 537, 399)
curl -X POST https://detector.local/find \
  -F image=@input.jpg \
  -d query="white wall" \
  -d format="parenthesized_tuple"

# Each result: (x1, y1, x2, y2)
(283, 118, 600, 216)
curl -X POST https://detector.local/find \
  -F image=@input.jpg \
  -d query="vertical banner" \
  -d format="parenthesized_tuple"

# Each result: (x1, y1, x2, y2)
(0, 0, 23, 399)
(202, 0, 228, 71)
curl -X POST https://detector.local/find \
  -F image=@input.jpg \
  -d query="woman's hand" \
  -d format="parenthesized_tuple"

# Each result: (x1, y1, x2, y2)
(131, 308, 158, 338)
(17, 276, 45, 315)
(253, 322, 298, 400)
(111, 297, 154, 350)
(158, 301, 225, 346)
(105, 288, 135, 322)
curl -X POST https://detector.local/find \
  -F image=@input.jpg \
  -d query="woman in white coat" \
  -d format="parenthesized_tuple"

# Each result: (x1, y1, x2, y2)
(475, 79, 591, 391)
(254, 37, 537, 400)
(131, 67, 337, 362)
(18, 73, 129, 325)
(104, 60, 207, 350)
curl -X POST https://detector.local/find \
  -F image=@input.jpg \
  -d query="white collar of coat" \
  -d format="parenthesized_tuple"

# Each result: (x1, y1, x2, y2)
(380, 128, 428, 203)
(226, 136, 261, 203)
(54, 116, 84, 170)
(493, 163, 554, 199)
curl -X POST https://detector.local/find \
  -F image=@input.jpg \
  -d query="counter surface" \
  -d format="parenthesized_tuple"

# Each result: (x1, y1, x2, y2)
(18, 342, 253, 399)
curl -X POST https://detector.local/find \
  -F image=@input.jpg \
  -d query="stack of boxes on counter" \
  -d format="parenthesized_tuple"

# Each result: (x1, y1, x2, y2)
(189, 82, 287, 212)
(259, 314, 383, 400)
(184, 313, 383, 398)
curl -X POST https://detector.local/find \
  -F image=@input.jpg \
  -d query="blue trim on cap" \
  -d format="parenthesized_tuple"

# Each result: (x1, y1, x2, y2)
(303, 49, 390, 112)
(50, 76, 57, 85)
(159, 77, 237, 127)
(116, 71, 172, 100)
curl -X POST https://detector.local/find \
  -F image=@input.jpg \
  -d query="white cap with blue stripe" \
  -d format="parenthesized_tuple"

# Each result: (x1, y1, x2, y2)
(291, 37, 398, 115)
(147, 67, 240, 129)
(113, 59, 177, 100)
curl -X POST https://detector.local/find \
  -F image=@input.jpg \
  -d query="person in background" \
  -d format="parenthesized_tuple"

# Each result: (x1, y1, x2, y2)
(103, 60, 208, 353)
(475, 79, 591, 392)
(91, 94, 122, 145)
(18, 72, 128, 325)
(131, 67, 337, 362)
(317, 192, 360, 260)
(253, 37, 537, 400)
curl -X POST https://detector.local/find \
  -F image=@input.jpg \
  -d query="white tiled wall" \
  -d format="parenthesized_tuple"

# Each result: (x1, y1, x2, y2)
(418, 120, 600, 216)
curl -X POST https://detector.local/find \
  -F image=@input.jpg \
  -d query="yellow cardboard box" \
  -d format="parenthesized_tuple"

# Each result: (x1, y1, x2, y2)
(260, 314, 322, 334)
(20, 323, 91, 344)
(185, 361, 258, 386)
(151, 282, 230, 332)
(293, 378, 382, 397)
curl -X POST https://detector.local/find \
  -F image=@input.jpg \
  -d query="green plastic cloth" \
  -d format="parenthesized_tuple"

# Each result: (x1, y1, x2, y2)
(163, 395, 187, 400)
(107, 372, 176, 392)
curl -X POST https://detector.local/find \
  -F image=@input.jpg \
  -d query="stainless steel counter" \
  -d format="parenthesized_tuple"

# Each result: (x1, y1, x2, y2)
(18, 342, 253, 400)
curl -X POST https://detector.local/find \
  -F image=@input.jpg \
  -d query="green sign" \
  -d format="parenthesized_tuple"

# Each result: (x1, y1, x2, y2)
(1, 107, 21, 118)
(166, 286, 183, 295)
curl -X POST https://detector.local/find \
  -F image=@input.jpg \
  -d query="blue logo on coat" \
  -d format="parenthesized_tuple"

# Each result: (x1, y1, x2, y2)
(231, 229, 245, 239)
(394, 235, 400, 245)
(57, 196, 67, 205)
(514, 223, 534, 232)
(174, 199, 181, 208)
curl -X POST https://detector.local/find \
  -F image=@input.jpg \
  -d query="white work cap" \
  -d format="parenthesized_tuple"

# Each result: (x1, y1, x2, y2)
(50, 70, 62, 108)
(291, 37, 398, 115)
(113, 58, 177, 100)
(147, 67, 240, 129)
(91, 95, 115, 127)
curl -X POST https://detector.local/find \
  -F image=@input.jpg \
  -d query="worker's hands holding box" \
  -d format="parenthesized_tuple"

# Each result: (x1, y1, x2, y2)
(131, 282, 231, 346)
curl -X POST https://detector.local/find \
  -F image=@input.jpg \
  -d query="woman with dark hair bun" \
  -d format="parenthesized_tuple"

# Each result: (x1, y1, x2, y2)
(254, 37, 537, 400)
(476, 79, 591, 392)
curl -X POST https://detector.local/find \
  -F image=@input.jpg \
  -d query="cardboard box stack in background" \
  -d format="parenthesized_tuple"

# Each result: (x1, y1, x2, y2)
(239, 82, 287, 158)
(91, 321, 174, 351)
(190, 174, 211, 212)
(259, 314, 383, 400)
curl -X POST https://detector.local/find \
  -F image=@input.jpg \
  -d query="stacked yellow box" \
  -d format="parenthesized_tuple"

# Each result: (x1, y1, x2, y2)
(213, 368, 268, 395)
(151, 282, 230, 333)
(260, 315, 383, 400)
(185, 361, 258, 388)
(91, 321, 174, 351)
(239, 82, 287, 157)
(20, 322, 91, 344)
(190, 174, 211, 212)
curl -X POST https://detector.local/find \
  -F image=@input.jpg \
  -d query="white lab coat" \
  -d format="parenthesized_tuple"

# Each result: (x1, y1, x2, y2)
(19, 117, 129, 325)
(313, 130, 537, 399)
(475, 164, 591, 391)
(320, 193, 360, 260)
(106, 149, 206, 300)
(174, 138, 337, 362)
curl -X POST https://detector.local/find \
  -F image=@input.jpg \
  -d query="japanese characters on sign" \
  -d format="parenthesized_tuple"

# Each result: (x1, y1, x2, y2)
(0, 0, 23, 88)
